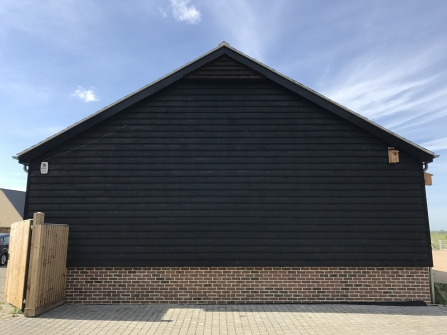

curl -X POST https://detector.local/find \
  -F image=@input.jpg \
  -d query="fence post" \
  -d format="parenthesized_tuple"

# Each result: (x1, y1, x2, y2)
(33, 212, 45, 225)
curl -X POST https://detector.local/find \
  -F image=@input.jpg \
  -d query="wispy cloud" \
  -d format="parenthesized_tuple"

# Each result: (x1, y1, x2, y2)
(72, 86, 98, 102)
(0, 1, 103, 54)
(320, 44, 447, 133)
(422, 137, 447, 152)
(206, 1, 283, 61)
(170, 0, 201, 24)
(0, 80, 53, 107)
(159, 7, 167, 18)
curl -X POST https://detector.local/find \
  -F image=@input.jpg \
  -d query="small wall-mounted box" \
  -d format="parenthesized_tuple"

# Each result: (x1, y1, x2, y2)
(40, 162, 49, 174)
(388, 147, 399, 163)
(424, 172, 433, 186)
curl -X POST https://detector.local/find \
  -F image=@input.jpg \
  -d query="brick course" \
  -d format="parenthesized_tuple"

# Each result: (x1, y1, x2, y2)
(65, 267, 430, 304)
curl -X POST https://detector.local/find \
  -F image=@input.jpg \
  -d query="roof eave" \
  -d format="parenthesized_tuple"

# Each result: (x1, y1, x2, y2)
(17, 43, 436, 164)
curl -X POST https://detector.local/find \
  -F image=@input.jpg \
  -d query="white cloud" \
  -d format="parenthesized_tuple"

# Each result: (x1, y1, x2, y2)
(72, 86, 98, 102)
(170, 0, 201, 24)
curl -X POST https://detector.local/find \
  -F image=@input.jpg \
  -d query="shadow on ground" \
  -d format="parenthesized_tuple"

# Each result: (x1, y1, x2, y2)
(35, 303, 446, 322)
(433, 269, 447, 284)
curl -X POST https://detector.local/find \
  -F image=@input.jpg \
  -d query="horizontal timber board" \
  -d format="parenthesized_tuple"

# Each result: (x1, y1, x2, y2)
(152, 89, 300, 95)
(66, 245, 428, 254)
(82, 137, 381, 145)
(65, 259, 431, 267)
(118, 110, 342, 117)
(157, 80, 274, 88)
(27, 195, 424, 204)
(37, 149, 390, 157)
(29, 183, 423, 191)
(135, 88, 291, 94)
(186, 75, 263, 79)
(118, 109, 337, 115)
(67, 237, 427, 247)
(30, 183, 421, 197)
(26, 203, 425, 211)
(28, 164, 421, 172)
(148, 94, 309, 101)
(73, 131, 370, 138)
(62, 230, 426, 240)
(64, 251, 429, 261)
(43, 220, 427, 229)
(105, 118, 347, 125)
(138, 101, 313, 107)
(45, 142, 388, 152)
(26, 210, 425, 218)
(92, 124, 359, 132)
(30, 169, 421, 177)
(26, 188, 426, 203)
(41, 156, 409, 165)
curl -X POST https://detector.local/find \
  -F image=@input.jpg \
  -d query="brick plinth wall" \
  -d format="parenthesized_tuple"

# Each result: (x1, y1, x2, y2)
(65, 267, 430, 304)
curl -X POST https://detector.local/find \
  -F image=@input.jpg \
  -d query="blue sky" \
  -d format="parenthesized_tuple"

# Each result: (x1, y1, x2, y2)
(1, 0, 446, 229)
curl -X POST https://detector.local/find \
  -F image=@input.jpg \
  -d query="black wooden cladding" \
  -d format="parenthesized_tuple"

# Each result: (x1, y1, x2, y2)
(25, 61, 432, 267)
(185, 55, 264, 80)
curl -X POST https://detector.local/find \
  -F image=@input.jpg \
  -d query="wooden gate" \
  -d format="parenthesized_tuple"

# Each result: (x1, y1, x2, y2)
(4, 219, 32, 310)
(4, 212, 69, 317)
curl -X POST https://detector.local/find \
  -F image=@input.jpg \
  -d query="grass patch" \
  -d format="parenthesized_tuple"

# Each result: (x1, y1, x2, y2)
(0, 300, 22, 317)
(434, 283, 447, 305)
(8, 306, 22, 316)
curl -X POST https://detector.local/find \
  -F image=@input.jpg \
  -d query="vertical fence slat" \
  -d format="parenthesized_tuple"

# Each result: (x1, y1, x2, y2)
(54, 226, 66, 302)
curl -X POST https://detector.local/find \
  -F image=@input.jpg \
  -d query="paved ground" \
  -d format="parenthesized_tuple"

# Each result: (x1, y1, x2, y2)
(1, 257, 447, 334)
(0, 265, 21, 319)
(0, 301, 19, 320)
(0, 303, 447, 334)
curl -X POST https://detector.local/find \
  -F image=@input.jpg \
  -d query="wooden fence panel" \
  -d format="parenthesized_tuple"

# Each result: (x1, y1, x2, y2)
(24, 222, 69, 317)
(4, 220, 32, 310)
(0, 227, 11, 234)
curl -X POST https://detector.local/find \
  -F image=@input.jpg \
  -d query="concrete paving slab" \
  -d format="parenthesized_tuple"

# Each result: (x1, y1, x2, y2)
(0, 304, 446, 335)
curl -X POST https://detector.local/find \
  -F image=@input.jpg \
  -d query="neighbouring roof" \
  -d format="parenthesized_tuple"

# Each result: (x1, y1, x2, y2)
(16, 42, 437, 164)
(1, 189, 25, 217)
(0, 188, 25, 226)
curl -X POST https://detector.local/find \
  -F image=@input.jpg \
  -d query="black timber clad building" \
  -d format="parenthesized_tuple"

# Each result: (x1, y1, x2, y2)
(16, 43, 437, 304)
